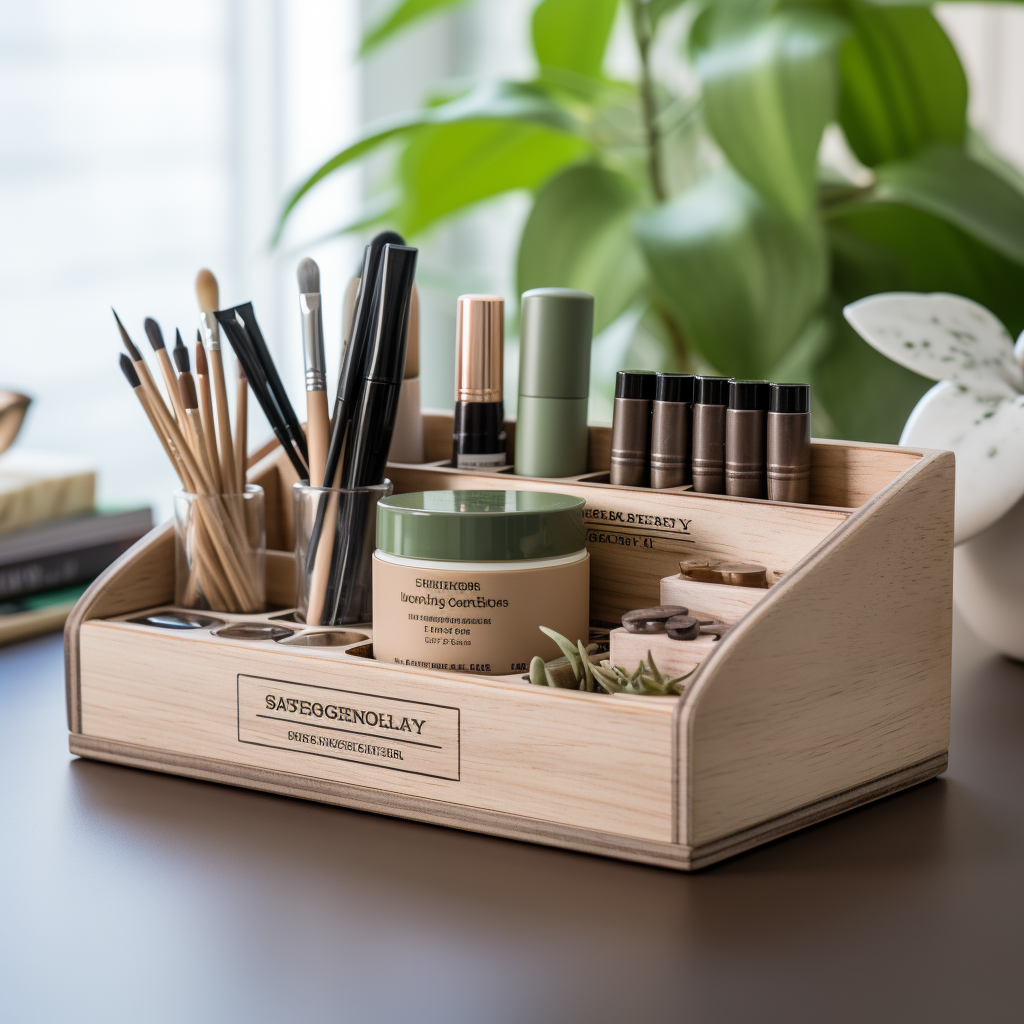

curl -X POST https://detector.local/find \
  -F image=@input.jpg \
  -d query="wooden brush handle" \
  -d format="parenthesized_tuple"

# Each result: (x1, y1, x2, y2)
(208, 349, 237, 493)
(306, 389, 329, 487)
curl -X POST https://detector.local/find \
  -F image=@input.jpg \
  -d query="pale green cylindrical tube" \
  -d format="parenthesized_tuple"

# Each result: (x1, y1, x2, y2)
(514, 288, 593, 478)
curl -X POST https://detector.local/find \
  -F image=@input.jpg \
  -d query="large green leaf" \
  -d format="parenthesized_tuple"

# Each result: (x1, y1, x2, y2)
(360, 0, 470, 57)
(635, 168, 827, 378)
(516, 164, 645, 333)
(829, 202, 1024, 337)
(274, 81, 581, 242)
(693, 8, 846, 218)
(873, 143, 1024, 267)
(531, 0, 619, 79)
(837, 2, 966, 167)
(817, 200, 1024, 440)
(394, 120, 590, 236)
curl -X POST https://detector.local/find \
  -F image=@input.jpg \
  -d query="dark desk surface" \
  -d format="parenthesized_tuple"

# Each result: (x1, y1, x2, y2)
(2, 616, 1023, 1024)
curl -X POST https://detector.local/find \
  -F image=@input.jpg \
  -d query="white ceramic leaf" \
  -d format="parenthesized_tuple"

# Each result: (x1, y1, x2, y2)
(844, 292, 1024, 399)
(901, 380, 1024, 543)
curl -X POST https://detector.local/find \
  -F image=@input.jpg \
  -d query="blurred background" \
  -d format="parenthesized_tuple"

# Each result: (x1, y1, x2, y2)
(3, 0, 1024, 518)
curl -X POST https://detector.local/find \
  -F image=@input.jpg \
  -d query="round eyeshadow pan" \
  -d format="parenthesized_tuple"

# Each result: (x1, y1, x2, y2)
(212, 623, 295, 642)
(129, 611, 223, 630)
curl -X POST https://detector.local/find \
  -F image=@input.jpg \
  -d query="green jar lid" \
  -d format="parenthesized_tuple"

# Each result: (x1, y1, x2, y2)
(376, 490, 586, 562)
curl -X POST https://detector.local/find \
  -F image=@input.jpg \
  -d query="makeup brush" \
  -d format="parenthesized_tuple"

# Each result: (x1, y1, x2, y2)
(114, 310, 182, 455)
(145, 317, 187, 425)
(234, 302, 309, 470)
(215, 305, 308, 480)
(194, 333, 224, 493)
(113, 309, 160, 398)
(297, 257, 329, 487)
(120, 354, 180, 475)
(196, 269, 238, 493)
(235, 361, 248, 487)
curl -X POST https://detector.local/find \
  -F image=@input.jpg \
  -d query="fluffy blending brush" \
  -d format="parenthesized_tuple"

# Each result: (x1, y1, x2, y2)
(194, 332, 224, 493)
(196, 268, 238, 493)
(297, 257, 329, 487)
(145, 317, 187, 426)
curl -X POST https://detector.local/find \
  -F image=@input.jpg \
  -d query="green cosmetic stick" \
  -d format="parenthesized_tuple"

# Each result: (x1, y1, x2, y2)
(514, 288, 594, 478)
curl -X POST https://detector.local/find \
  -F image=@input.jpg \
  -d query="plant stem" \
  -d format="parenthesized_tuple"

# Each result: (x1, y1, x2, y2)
(631, 0, 666, 203)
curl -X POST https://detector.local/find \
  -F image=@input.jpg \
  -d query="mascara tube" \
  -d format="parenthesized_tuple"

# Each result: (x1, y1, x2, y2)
(767, 383, 811, 503)
(453, 295, 506, 469)
(725, 380, 769, 498)
(650, 373, 694, 489)
(610, 370, 656, 486)
(691, 375, 731, 494)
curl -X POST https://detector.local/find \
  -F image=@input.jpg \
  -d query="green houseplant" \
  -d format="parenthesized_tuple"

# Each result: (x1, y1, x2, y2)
(275, 0, 1024, 442)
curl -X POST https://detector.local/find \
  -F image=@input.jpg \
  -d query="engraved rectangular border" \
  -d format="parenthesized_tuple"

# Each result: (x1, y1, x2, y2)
(236, 673, 461, 781)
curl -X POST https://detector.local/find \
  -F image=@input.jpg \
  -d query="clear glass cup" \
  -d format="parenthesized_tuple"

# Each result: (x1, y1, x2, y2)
(293, 480, 393, 625)
(173, 485, 266, 613)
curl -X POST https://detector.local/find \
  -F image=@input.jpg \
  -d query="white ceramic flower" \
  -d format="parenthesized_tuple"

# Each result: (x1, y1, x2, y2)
(843, 292, 1024, 545)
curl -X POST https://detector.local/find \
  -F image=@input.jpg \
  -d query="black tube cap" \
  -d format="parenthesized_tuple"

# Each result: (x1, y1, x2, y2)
(655, 372, 694, 403)
(729, 380, 769, 411)
(615, 369, 656, 400)
(770, 382, 811, 414)
(694, 375, 731, 405)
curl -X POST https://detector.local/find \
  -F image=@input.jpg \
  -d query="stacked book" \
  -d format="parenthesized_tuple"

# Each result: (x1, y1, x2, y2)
(0, 450, 152, 646)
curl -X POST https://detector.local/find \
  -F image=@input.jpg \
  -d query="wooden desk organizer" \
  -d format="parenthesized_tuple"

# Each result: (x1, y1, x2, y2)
(65, 411, 954, 870)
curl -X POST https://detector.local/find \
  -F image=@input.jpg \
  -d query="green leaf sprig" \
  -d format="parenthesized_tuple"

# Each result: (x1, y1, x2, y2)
(531, 627, 692, 697)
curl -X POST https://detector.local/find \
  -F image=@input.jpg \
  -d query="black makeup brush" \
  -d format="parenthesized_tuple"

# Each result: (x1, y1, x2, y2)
(144, 317, 187, 424)
(172, 328, 190, 375)
(215, 305, 308, 480)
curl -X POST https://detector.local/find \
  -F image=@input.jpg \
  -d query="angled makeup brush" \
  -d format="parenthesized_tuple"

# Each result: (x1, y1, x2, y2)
(145, 317, 187, 426)
(193, 332, 224, 493)
(196, 269, 238, 493)
(235, 302, 308, 469)
(215, 305, 308, 480)
(113, 309, 160, 398)
(297, 257, 329, 487)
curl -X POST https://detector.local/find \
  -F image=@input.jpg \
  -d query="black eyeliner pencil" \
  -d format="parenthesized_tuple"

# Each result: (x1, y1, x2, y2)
(327, 243, 418, 624)
(303, 230, 404, 582)
(322, 230, 404, 489)
(215, 307, 308, 480)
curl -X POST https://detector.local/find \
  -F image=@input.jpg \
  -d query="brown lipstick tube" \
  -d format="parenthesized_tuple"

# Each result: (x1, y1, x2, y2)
(691, 376, 730, 493)
(767, 382, 811, 503)
(725, 380, 769, 498)
(610, 370, 656, 486)
(650, 373, 694, 489)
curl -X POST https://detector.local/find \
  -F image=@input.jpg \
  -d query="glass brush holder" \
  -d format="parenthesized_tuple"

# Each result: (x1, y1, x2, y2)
(173, 485, 266, 613)
(294, 480, 393, 626)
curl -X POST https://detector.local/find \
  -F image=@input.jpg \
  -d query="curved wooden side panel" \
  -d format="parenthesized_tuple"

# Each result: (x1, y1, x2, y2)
(65, 446, 291, 733)
(676, 448, 955, 848)
(64, 523, 175, 732)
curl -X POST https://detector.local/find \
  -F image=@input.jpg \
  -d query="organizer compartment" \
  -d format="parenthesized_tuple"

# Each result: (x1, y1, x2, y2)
(65, 412, 955, 870)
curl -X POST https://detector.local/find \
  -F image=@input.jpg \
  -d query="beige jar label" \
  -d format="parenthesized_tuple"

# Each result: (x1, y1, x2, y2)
(372, 552, 590, 675)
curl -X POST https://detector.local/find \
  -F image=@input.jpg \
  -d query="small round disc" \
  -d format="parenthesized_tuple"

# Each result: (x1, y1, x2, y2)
(700, 623, 731, 639)
(666, 614, 701, 641)
(130, 611, 223, 630)
(716, 562, 768, 588)
(621, 605, 687, 633)
(213, 623, 295, 642)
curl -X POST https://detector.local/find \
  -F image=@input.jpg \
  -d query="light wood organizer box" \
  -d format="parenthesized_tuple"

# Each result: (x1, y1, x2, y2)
(65, 411, 954, 870)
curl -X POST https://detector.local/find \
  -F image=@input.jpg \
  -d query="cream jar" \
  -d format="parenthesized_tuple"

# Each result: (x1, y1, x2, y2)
(372, 490, 589, 675)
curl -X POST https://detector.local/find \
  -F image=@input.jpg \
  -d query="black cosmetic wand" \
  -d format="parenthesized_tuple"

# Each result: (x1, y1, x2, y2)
(326, 243, 418, 623)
